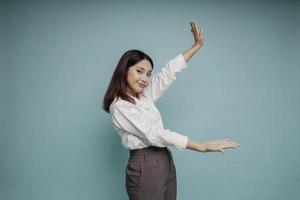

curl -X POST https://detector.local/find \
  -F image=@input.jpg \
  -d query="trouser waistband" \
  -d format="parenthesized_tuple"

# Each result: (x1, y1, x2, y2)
(129, 146, 167, 156)
(129, 146, 169, 163)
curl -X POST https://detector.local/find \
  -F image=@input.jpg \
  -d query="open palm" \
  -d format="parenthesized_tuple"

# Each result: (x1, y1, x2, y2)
(204, 139, 240, 154)
(190, 21, 204, 47)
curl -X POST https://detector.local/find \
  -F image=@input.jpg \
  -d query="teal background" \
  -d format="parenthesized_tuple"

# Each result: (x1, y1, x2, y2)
(1, 0, 299, 199)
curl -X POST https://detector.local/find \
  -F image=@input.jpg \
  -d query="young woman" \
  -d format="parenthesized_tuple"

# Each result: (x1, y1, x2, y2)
(103, 21, 240, 200)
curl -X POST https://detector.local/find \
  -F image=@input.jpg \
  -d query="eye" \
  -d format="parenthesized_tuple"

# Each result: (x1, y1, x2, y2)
(147, 74, 151, 78)
(137, 70, 143, 74)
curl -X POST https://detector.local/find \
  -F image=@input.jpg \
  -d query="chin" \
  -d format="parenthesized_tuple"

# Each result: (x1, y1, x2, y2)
(135, 87, 143, 92)
(136, 89, 144, 94)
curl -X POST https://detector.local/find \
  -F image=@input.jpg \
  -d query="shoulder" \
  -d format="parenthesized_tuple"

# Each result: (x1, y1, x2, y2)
(109, 97, 138, 114)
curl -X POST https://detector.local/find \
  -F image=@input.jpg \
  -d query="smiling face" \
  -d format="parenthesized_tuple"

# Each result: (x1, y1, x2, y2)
(126, 59, 153, 97)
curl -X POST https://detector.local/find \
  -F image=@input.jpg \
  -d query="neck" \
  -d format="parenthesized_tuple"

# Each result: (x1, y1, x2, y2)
(126, 88, 138, 99)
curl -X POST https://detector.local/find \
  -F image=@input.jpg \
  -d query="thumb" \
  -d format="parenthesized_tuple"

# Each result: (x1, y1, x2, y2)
(219, 149, 225, 155)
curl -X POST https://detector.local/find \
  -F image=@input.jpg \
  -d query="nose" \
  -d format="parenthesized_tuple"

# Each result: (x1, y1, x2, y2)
(140, 75, 149, 84)
(141, 79, 147, 84)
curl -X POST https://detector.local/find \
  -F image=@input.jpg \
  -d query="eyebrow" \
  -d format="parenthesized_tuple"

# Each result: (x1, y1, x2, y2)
(136, 66, 152, 73)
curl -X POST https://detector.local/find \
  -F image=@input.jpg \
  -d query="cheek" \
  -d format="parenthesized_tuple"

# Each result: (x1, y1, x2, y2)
(131, 73, 141, 81)
(127, 72, 140, 83)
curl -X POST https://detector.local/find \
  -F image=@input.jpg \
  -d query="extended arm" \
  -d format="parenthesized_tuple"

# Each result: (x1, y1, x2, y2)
(186, 138, 240, 154)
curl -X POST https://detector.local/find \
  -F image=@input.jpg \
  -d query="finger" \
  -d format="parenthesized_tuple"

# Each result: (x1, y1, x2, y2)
(231, 142, 240, 147)
(228, 140, 240, 146)
(192, 21, 196, 32)
(219, 149, 224, 155)
(194, 22, 200, 33)
(224, 144, 240, 149)
(199, 27, 203, 35)
(234, 142, 241, 146)
(196, 24, 201, 34)
(194, 23, 198, 33)
(225, 141, 236, 145)
(224, 142, 239, 146)
(190, 21, 195, 30)
(191, 25, 195, 33)
(228, 145, 240, 148)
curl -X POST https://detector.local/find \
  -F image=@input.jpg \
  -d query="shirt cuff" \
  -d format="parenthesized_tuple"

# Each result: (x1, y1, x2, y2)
(168, 54, 188, 73)
(166, 130, 189, 150)
(176, 54, 188, 70)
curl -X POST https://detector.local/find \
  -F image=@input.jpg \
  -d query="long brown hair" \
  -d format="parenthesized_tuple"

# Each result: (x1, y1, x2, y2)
(102, 49, 153, 113)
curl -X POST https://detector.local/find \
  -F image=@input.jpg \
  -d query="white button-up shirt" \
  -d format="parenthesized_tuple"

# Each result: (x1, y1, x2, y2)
(109, 54, 189, 150)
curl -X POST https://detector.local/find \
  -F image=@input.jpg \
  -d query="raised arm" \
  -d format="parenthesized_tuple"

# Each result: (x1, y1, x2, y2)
(182, 21, 204, 63)
(142, 21, 204, 102)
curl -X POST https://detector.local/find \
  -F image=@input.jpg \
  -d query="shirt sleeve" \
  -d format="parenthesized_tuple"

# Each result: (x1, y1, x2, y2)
(143, 53, 187, 102)
(110, 103, 188, 150)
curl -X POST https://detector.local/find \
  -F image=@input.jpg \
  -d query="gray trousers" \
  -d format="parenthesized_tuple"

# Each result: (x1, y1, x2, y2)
(125, 146, 177, 200)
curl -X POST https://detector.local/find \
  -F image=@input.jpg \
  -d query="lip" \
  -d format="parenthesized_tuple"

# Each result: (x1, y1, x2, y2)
(138, 83, 146, 88)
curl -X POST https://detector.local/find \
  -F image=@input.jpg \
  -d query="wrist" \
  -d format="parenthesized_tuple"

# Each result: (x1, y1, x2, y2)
(192, 43, 202, 50)
(197, 143, 208, 152)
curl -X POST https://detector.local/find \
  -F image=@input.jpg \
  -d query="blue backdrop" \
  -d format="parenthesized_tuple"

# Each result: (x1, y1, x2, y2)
(1, 0, 299, 199)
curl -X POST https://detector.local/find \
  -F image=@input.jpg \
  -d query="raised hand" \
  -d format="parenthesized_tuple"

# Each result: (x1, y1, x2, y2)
(204, 139, 240, 154)
(182, 21, 204, 62)
(190, 21, 204, 48)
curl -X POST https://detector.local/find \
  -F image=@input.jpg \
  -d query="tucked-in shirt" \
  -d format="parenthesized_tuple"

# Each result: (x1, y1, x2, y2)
(109, 54, 189, 150)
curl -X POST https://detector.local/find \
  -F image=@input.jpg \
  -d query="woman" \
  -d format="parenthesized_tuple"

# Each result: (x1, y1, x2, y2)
(103, 21, 240, 200)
